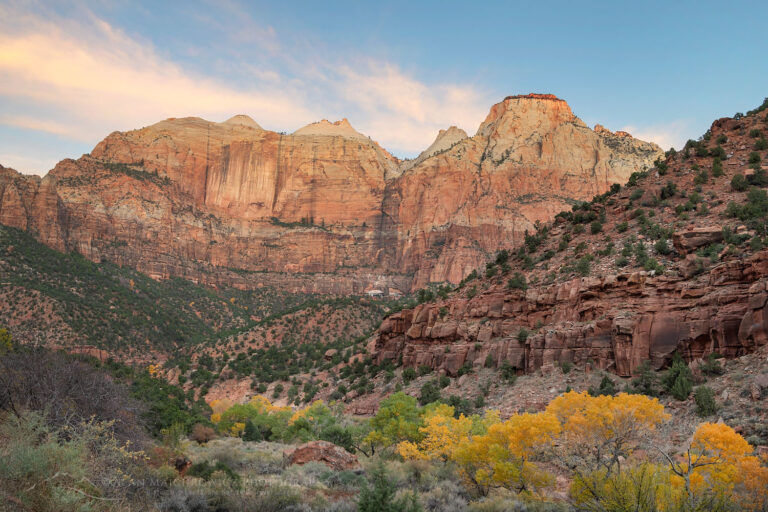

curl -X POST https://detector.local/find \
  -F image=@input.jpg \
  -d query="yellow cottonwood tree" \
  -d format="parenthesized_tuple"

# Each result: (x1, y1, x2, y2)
(663, 422, 768, 511)
(397, 404, 476, 461)
(450, 412, 560, 496)
(547, 391, 669, 474)
(208, 398, 234, 425)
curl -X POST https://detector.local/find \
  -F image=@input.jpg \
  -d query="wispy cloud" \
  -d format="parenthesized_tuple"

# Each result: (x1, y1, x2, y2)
(0, 6, 316, 143)
(0, 3, 493, 174)
(330, 62, 489, 152)
(621, 120, 692, 151)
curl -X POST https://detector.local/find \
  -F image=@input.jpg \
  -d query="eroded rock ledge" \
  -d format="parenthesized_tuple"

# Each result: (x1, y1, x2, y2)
(373, 251, 768, 377)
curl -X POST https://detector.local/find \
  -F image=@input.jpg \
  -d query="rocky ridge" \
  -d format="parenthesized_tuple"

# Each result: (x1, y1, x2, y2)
(372, 102, 768, 376)
(0, 95, 661, 293)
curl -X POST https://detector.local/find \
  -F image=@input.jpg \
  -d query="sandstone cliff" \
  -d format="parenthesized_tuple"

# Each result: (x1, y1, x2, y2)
(383, 94, 663, 288)
(0, 95, 661, 293)
(371, 105, 768, 375)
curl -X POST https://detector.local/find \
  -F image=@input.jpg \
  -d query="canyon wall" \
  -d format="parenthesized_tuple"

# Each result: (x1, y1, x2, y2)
(0, 95, 662, 293)
(371, 106, 768, 374)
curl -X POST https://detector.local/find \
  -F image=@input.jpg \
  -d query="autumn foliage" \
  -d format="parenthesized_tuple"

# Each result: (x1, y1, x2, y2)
(360, 390, 768, 508)
(207, 389, 768, 509)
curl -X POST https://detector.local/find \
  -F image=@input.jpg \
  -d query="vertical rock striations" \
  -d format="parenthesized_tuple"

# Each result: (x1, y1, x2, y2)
(0, 95, 661, 293)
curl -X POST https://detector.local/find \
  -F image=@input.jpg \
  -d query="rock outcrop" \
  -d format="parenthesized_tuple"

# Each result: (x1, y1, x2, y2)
(399, 125, 468, 172)
(285, 441, 361, 471)
(373, 252, 768, 377)
(0, 95, 661, 293)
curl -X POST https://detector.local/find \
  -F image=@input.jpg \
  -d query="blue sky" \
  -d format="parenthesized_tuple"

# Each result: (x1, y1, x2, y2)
(1, 0, 766, 175)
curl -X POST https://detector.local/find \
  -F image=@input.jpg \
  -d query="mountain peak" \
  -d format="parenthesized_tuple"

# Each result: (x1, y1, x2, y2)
(399, 126, 468, 173)
(293, 118, 368, 140)
(221, 115, 263, 130)
(476, 93, 577, 138)
(503, 93, 564, 102)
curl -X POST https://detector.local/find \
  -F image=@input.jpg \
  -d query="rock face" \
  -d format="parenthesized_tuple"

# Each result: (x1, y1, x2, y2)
(373, 252, 768, 377)
(285, 440, 361, 471)
(399, 125, 468, 172)
(371, 105, 768, 377)
(381, 94, 662, 288)
(0, 95, 661, 293)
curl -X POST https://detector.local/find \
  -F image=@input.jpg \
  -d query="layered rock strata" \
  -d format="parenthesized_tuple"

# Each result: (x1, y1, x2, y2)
(0, 95, 661, 292)
(373, 251, 768, 377)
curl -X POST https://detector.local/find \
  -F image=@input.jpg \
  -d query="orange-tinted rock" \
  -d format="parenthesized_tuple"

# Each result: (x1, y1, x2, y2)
(672, 227, 724, 254)
(285, 440, 361, 472)
(372, 251, 768, 377)
(0, 96, 661, 293)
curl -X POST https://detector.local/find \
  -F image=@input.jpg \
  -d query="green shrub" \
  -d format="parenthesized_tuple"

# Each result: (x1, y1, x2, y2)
(616, 221, 629, 233)
(694, 168, 709, 185)
(507, 272, 527, 290)
(712, 158, 724, 177)
(716, 134, 728, 145)
(402, 367, 417, 384)
(418, 381, 441, 406)
(749, 128, 762, 138)
(660, 181, 677, 199)
(187, 459, 241, 484)
(589, 375, 616, 396)
(0, 411, 153, 511)
(699, 353, 725, 376)
(654, 238, 672, 255)
(663, 353, 693, 401)
(694, 386, 718, 417)
(444, 394, 475, 418)
(630, 188, 644, 201)
(731, 174, 748, 191)
(438, 375, 451, 388)
(627, 171, 647, 187)
(457, 362, 473, 377)
(500, 361, 518, 384)
(630, 360, 658, 397)
(358, 465, 422, 512)
(590, 220, 603, 234)
(319, 424, 355, 453)
(243, 419, 269, 442)
(576, 256, 591, 276)
(749, 152, 762, 165)
(709, 145, 726, 159)
(517, 328, 529, 343)
(756, 138, 768, 151)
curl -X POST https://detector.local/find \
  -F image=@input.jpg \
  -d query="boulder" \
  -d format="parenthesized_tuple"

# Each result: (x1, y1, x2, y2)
(285, 441, 361, 472)
(672, 227, 723, 255)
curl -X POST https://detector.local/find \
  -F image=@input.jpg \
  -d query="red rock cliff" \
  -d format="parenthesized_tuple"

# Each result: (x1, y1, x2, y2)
(371, 106, 768, 374)
(0, 96, 661, 293)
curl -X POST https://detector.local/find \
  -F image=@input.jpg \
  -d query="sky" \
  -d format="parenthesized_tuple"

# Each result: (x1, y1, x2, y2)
(1, 0, 767, 176)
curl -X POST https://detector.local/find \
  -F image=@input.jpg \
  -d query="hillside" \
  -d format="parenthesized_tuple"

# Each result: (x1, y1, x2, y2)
(371, 99, 768, 379)
(0, 94, 661, 294)
(0, 225, 400, 370)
